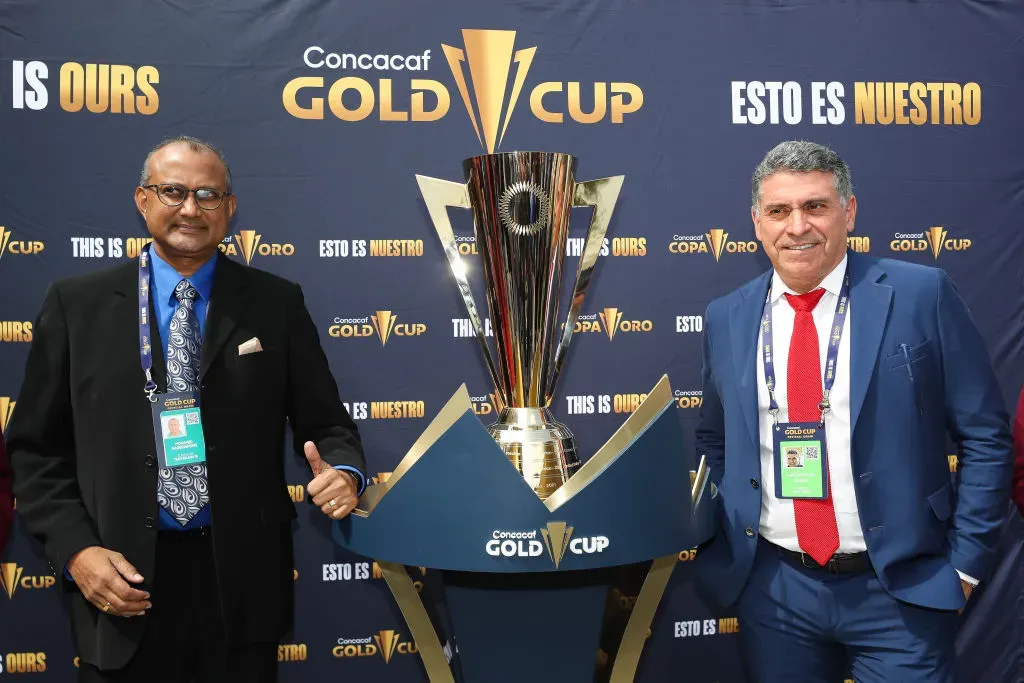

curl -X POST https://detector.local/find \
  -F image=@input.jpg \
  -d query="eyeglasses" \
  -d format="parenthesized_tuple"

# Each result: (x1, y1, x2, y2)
(142, 183, 231, 211)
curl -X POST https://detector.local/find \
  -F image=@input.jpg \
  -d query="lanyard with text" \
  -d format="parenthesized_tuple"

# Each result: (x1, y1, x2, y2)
(138, 244, 159, 403)
(762, 272, 850, 499)
(138, 243, 208, 470)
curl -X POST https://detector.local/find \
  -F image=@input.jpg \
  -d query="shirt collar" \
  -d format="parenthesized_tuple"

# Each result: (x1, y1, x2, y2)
(148, 244, 218, 303)
(770, 252, 848, 304)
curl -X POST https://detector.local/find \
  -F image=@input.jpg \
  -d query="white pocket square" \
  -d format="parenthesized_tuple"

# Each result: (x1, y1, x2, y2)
(238, 337, 263, 355)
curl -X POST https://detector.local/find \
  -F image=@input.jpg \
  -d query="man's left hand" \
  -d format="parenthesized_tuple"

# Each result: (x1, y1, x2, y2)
(305, 441, 358, 520)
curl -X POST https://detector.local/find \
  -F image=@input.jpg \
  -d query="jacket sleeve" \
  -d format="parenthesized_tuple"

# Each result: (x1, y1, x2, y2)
(284, 283, 367, 491)
(5, 284, 102, 589)
(695, 302, 726, 487)
(936, 271, 1014, 583)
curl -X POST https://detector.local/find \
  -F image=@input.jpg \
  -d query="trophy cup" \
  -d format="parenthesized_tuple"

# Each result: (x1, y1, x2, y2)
(417, 152, 623, 499)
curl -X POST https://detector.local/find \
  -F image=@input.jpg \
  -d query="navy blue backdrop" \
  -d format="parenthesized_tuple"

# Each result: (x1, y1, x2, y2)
(1, 1, 1022, 680)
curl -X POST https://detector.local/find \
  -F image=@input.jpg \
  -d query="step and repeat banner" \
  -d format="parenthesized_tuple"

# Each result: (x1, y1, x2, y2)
(2, 1, 1023, 680)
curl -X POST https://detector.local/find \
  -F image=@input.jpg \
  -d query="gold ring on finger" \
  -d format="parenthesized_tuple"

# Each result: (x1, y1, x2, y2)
(329, 499, 337, 508)
(102, 601, 112, 613)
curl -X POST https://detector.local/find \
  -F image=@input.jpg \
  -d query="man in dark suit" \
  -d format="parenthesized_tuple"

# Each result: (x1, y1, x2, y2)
(695, 140, 1013, 682)
(5, 136, 366, 682)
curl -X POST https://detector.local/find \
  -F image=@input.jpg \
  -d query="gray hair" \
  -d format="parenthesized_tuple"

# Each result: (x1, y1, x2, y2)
(139, 135, 232, 192)
(751, 140, 851, 214)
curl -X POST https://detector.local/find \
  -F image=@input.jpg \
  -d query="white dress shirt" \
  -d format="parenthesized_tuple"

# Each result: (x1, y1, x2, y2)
(755, 255, 977, 585)
(757, 255, 866, 553)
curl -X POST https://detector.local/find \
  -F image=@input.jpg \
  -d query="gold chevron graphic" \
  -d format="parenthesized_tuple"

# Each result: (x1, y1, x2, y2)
(375, 629, 400, 663)
(705, 229, 728, 262)
(540, 522, 574, 569)
(0, 227, 11, 260)
(234, 230, 261, 265)
(1, 563, 23, 599)
(371, 310, 397, 346)
(925, 226, 947, 260)
(442, 29, 536, 153)
(354, 385, 473, 517)
(599, 308, 624, 341)
(0, 397, 15, 432)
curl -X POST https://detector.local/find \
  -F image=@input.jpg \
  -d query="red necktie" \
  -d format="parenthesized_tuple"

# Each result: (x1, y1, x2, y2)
(784, 289, 840, 566)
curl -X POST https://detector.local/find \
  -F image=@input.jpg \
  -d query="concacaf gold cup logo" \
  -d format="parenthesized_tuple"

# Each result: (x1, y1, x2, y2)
(0, 226, 46, 264)
(332, 630, 418, 662)
(1, 562, 56, 599)
(487, 523, 610, 569)
(219, 230, 295, 265)
(889, 226, 971, 259)
(566, 308, 653, 341)
(668, 229, 758, 261)
(282, 29, 643, 152)
(328, 311, 427, 345)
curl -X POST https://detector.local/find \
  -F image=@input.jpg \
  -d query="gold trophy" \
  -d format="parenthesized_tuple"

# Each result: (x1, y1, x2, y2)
(417, 153, 623, 499)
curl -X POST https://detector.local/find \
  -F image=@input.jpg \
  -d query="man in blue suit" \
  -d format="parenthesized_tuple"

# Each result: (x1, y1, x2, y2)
(695, 140, 1013, 682)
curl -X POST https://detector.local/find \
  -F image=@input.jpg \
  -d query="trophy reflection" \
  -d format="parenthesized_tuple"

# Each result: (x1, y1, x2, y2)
(417, 152, 623, 499)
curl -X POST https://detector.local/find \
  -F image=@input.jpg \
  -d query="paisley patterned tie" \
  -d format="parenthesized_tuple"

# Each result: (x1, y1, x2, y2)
(156, 279, 209, 525)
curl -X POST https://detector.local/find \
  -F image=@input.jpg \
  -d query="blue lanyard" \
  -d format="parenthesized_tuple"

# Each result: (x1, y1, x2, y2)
(761, 272, 850, 426)
(138, 244, 158, 403)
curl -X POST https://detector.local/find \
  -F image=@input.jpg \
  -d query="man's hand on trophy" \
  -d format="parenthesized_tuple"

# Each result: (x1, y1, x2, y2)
(305, 441, 358, 520)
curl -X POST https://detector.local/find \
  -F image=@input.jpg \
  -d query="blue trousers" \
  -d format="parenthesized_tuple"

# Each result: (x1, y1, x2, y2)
(736, 538, 958, 683)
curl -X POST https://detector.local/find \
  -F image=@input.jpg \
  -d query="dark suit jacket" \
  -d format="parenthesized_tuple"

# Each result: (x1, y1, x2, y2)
(0, 427, 12, 554)
(695, 252, 1013, 612)
(5, 252, 365, 670)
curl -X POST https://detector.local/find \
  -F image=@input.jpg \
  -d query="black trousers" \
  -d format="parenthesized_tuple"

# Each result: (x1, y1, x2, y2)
(78, 529, 277, 683)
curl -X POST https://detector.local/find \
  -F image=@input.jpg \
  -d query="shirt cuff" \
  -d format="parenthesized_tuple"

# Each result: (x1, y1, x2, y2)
(333, 465, 366, 496)
(64, 565, 75, 583)
(956, 569, 979, 586)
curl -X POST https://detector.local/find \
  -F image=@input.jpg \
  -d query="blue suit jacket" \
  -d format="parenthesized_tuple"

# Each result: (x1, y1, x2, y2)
(694, 251, 1013, 611)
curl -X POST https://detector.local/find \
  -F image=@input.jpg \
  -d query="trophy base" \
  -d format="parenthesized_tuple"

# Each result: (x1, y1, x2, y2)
(487, 407, 581, 500)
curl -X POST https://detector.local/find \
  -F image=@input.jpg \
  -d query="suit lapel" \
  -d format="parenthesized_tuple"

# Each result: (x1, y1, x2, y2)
(848, 253, 892, 431)
(731, 270, 772, 451)
(200, 253, 250, 381)
(113, 260, 167, 392)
